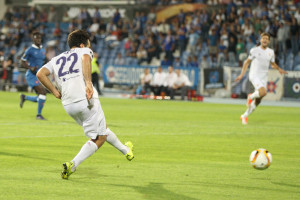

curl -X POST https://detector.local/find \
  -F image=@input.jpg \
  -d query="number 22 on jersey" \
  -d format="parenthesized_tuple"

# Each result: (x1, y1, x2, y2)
(57, 53, 79, 78)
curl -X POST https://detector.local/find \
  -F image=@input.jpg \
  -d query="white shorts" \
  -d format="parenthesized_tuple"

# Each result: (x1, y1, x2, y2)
(249, 77, 267, 91)
(63, 98, 106, 139)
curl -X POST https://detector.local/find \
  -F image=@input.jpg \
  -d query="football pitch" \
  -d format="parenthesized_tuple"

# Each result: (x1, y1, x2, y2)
(0, 91, 299, 200)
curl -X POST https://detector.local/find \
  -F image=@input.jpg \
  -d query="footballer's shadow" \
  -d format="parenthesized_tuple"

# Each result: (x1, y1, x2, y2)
(108, 182, 200, 200)
(190, 181, 300, 194)
(271, 182, 300, 189)
(0, 151, 56, 161)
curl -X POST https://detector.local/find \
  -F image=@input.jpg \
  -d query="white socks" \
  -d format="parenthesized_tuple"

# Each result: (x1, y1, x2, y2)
(72, 140, 98, 171)
(106, 128, 129, 155)
(250, 91, 260, 100)
(243, 101, 256, 117)
(71, 128, 129, 171)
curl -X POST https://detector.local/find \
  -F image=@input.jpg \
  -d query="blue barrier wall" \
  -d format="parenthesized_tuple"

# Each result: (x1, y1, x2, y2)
(103, 65, 199, 88)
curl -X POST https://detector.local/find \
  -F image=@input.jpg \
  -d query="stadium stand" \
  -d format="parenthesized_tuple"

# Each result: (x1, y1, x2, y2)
(0, 0, 299, 92)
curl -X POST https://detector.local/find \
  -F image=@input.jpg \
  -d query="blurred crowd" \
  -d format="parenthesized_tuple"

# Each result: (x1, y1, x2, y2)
(0, 0, 300, 91)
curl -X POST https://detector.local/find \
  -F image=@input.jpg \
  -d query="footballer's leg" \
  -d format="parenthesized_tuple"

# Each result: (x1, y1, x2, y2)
(20, 93, 38, 108)
(106, 127, 134, 161)
(34, 85, 47, 120)
(62, 136, 106, 179)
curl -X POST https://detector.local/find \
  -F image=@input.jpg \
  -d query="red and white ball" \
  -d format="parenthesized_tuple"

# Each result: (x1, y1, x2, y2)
(249, 148, 272, 170)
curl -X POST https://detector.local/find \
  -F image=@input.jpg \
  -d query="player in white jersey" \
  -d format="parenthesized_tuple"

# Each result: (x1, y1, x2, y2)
(235, 33, 288, 125)
(36, 30, 134, 179)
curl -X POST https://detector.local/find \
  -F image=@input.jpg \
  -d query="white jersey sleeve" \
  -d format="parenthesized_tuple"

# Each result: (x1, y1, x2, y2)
(248, 47, 256, 60)
(43, 60, 54, 74)
(81, 47, 93, 60)
(270, 49, 275, 63)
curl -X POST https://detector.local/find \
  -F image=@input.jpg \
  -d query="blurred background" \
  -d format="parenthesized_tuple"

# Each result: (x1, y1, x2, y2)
(0, 0, 299, 100)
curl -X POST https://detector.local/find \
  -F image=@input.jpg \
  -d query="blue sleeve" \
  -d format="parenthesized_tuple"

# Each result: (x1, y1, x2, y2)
(21, 47, 31, 62)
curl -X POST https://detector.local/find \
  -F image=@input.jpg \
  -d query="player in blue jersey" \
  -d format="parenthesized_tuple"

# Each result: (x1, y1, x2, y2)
(19, 31, 47, 120)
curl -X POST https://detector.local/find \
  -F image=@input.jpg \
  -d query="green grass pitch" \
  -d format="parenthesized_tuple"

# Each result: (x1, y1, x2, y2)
(0, 91, 300, 200)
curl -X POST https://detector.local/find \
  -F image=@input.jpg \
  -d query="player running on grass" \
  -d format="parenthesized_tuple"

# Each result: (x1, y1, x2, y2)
(235, 32, 288, 125)
(36, 29, 134, 179)
(20, 31, 47, 120)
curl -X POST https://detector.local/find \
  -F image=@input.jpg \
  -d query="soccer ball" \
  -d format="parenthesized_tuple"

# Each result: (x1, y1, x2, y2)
(249, 148, 272, 170)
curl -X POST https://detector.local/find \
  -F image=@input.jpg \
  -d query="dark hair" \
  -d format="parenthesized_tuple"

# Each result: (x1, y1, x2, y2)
(32, 31, 41, 37)
(67, 29, 90, 48)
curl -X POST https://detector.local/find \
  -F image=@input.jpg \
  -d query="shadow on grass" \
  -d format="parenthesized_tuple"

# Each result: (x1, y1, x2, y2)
(109, 182, 199, 200)
(271, 182, 300, 189)
(0, 151, 56, 161)
(190, 181, 300, 194)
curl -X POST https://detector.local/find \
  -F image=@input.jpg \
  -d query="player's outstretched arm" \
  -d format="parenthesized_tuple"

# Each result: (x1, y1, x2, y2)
(82, 54, 93, 100)
(235, 58, 252, 82)
(21, 60, 37, 73)
(270, 62, 288, 75)
(36, 68, 61, 99)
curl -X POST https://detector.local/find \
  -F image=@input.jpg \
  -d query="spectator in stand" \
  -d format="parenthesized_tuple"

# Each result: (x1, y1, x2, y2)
(106, 20, 117, 34)
(236, 37, 245, 60)
(178, 9, 186, 26)
(62, 12, 70, 23)
(177, 23, 187, 56)
(295, 8, 300, 25)
(186, 56, 193, 67)
(161, 56, 172, 67)
(170, 69, 191, 100)
(186, 28, 199, 56)
(162, 30, 175, 62)
(78, 9, 92, 29)
(53, 23, 62, 39)
(48, 6, 57, 22)
(137, 45, 148, 65)
(228, 36, 237, 64)
(148, 8, 156, 22)
(191, 56, 199, 68)
(290, 17, 299, 56)
(208, 28, 218, 62)
(3, 56, 14, 86)
(277, 21, 287, 57)
(217, 40, 227, 68)
(93, 7, 101, 22)
(114, 53, 126, 65)
(99, 20, 107, 35)
(246, 37, 256, 54)
(90, 18, 100, 33)
(200, 55, 210, 69)
(128, 45, 137, 58)
(158, 20, 170, 35)
(242, 19, 254, 38)
(226, 0, 237, 16)
(113, 8, 121, 24)
(147, 37, 159, 63)
(173, 57, 183, 67)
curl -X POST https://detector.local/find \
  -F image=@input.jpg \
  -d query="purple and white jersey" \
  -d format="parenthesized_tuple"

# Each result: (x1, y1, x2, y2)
(42, 47, 98, 105)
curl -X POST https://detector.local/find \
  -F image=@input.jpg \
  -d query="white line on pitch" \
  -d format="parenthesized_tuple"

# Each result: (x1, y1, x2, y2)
(0, 135, 82, 139)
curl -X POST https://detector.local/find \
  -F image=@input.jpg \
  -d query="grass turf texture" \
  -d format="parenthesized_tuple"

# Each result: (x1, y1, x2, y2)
(0, 91, 300, 200)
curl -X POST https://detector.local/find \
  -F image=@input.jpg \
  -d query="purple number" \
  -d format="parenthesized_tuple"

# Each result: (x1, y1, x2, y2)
(68, 53, 79, 74)
(57, 57, 67, 77)
(57, 53, 79, 78)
